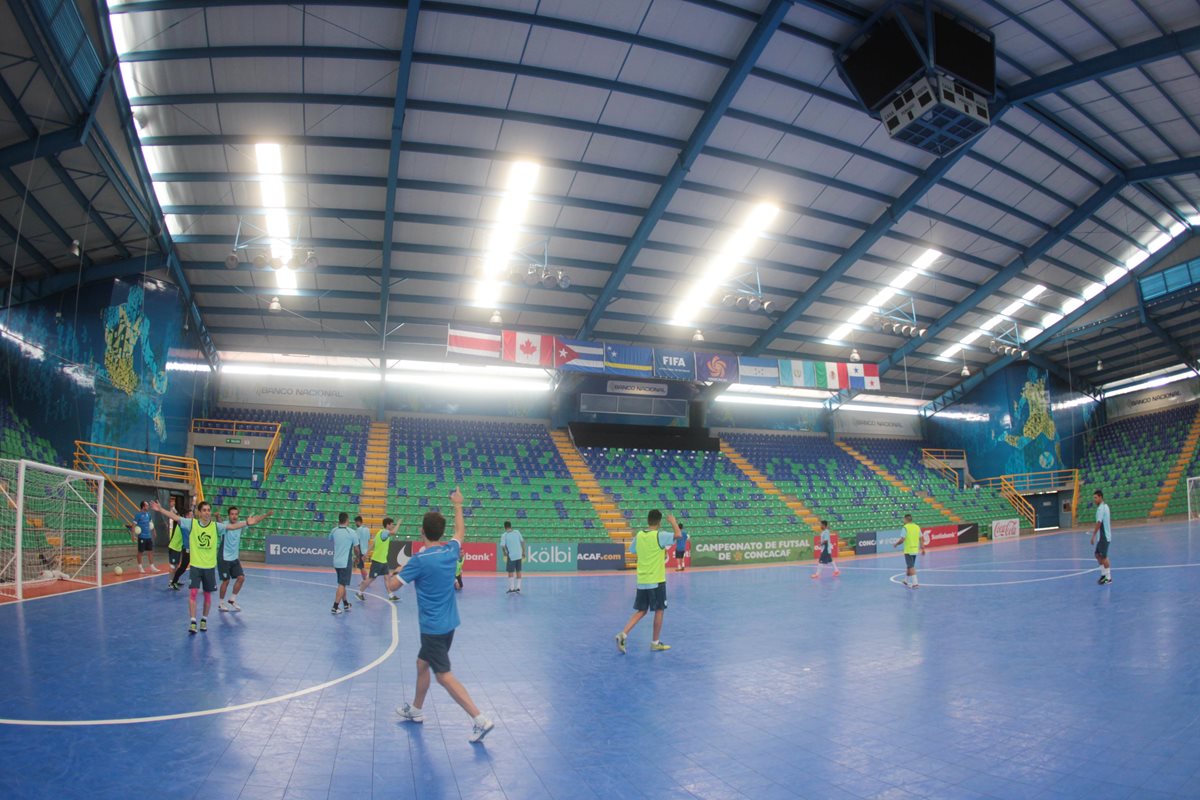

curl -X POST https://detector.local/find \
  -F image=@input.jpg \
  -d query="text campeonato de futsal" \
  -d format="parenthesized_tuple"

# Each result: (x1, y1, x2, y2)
(695, 540, 811, 554)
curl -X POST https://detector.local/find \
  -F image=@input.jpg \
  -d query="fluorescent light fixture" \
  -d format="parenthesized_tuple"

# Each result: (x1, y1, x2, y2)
(1104, 369, 1195, 398)
(276, 268, 297, 290)
(1041, 312, 1063, 328)
(1022, 285, 1046, 301)
(1062, 298, 1084, 314)
(934, 409, 989, 421)
(1103, 266, 1128, 285)
(255, 143, 283, 175)
(912, 248, 941, 270)
(837, 403, 920, 416)
(391, 360, 549, 379)
(980, 315, 1005, 332)
(847, 307, 873, 325)
(475, 161, 540, 306)
(939, 343, 963, 359)
(672, 202, 778, 324)
(959, 331, 982, 345)
(386, 373, 551, 393)
(890, 267, 919, 289)
(1102, 363, 1191, 391)
(725, 383, 832, 399)
(849, 393, 926, 406)
(260, 179, 285, 209)
(867, 287, 896, 308)
(1051, 396, 1096, 411)
(222, 364, 382, 382)
(1000, 299, 1024, 316)
(713, 394, 825, 409)
(166, 361, 213, 372)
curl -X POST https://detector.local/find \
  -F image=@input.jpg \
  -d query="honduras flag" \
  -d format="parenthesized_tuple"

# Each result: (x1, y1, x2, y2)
(737, 356, 779, 386)
(603, 343, 654, 377)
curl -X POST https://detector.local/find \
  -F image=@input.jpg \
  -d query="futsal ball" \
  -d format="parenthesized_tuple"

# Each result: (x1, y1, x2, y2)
(114, 565, 124, 576)
(40, 570, 53, 580)
(131, 526, 142, 536)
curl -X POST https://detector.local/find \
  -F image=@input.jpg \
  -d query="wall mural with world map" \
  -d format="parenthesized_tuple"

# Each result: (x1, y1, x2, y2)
(926, 364, 1098, 479)
(0, 277, 211, 463)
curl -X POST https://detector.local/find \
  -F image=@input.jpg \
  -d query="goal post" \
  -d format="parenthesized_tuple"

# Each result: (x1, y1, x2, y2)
(1188, 476, 1200, 523)
(0, 459, 104, 601)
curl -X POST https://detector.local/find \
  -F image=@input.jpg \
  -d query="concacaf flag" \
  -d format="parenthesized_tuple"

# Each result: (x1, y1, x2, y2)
(447, 327, 501, 359)
(501, 330, 555, 367)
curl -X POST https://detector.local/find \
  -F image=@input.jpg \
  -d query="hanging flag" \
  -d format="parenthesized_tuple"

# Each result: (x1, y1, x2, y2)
(825, 362, 849, 390)
(554, 337, 604, 373)
(848, 362, 866, 390)
(653, 349, 695, 381)
(447, 327, 501, 359)
(501, 330, 555, 367)
(863, 363, 881, 391)
(696, 352, 739, 383)
(603, 343, 654, 377)
(738, 356, 779, 385)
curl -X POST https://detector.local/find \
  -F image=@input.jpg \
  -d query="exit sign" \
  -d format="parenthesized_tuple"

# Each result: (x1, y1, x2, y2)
(225, 437, 242, 444)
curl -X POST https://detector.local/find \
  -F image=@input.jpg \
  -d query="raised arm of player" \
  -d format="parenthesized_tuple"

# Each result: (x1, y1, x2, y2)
(451, 487, 466, 545)
(150, 500, 182, 523)
(666, 513, 682, 542)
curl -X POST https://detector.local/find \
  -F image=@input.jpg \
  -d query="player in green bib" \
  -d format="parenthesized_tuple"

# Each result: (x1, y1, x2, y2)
(893, 513, 925, 589)
(615, 509, 681, 654)
(152, 500, 266, 633)
(357, 517, 400, 601)
(166, 508, 192, 590)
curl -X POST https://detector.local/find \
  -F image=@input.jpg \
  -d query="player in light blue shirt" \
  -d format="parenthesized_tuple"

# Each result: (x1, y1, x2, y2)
(355, 515, 371, 581)
(500, 521, 525, 594)
(1092, 489, 1113, 585)
(811, 520, 840, 580)
(218, 505, 272, 612)
(394, 488, 495, 744)
(329, 512, 359, 614)
(129, 502, 158, 573)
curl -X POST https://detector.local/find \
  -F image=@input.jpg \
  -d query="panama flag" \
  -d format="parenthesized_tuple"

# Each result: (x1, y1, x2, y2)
(554, 337, 604, 373)
(864, 363, 881, 391)
(447, 326, 501, 359)
(848, 362, 866, 390)
(501, 330, 555, 367)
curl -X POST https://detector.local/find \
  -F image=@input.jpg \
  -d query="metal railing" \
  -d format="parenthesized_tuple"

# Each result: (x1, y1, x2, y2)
(73, 441, 205, 503)
(976, 469, 1080, 527)
(920, 448, 964, 488)
(190, 418, 283, 478)
(998, 476, 1036, 526)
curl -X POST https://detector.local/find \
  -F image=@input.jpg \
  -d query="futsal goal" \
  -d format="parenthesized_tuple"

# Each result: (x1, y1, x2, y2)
(0, 459, 104, 601)
(1189, 476, 1200, 523)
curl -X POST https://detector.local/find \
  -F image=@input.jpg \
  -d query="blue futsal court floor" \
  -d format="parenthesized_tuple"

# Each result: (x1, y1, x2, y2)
(2, 522, 1200, 800)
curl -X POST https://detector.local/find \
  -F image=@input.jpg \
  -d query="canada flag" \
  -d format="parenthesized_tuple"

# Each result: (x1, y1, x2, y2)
(501, 330, 554, 366)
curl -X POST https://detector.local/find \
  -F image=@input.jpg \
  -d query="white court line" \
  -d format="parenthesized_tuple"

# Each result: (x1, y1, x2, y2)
(0, 576, 399, 727)
(0, 571, 161, 605)
(888, 568, 1098, 587)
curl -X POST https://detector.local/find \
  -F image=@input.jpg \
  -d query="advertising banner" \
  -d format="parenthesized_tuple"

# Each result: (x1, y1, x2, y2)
(220, 374, 373, 410)
(921, 524, 959, 549)
(411, 541, 498, 572)
(265, 534, 335, 566)
(1107, 381, 1199, 419)
(833, 409, 922, 438)
(522, 542, 578, 572)
(576, 542, 626, 570)
(956, 523, 980, 544)
(991, 518, 1020, 541)
(606, 380, 667, 396)
(812, 533, 840, 559)
(854, 529, 899, 556)
(691, 536, 812, 567)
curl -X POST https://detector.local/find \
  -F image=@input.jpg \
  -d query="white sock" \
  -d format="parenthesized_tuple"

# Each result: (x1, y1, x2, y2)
(231, 593, 238, 602)
(912, 575, 919, 586)
(507, 577, 514, 590)
(1102, 567, 1110, 579)
(516, 577, 521, 589)
(473, 713, 488, 725)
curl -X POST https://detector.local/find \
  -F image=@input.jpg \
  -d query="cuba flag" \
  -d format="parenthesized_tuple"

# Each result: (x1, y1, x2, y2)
(654, 349, 695, 381)
(603, 343, 654, 377)
(738, 356, 779, 386)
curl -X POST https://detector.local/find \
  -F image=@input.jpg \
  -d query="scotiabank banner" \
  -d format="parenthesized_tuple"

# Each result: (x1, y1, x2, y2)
(812, 533, 840, 559)
(411, 541, 498, 572)
(956, 523, 980, 544)
(691, 537, 812, 567)
(576, 542, 626, 570)
(921, 524, 959, 549)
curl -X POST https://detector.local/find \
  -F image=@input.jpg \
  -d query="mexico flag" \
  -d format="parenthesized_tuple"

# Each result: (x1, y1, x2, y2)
(501, 330, 555, 367)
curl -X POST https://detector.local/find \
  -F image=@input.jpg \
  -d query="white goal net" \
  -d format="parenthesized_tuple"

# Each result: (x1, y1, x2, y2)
(0, 459, 104, 601)
(1188, 476, 1200, 523)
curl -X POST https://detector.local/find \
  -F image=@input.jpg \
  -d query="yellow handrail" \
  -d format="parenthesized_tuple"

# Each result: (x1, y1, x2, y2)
(999, 476, 1036, 526)
(73, 441, 205, 502)
(920, 448, 961, 488)
(72, 446, 143, 530)
(190, 418, 283, 478)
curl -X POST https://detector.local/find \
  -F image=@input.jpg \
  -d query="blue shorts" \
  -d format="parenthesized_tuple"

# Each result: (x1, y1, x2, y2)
(1095, 537, 1110, 558)
(634, 582, 667, 612)
(904, 554, 917, 569)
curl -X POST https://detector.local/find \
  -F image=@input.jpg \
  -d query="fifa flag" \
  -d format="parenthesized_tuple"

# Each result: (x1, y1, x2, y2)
(654, 349, 695, 381)
(737, 356, 779, 386)
(554, 337, 604, 373)
(696, 352, 739, 383)
(604, 343, 654, 377)
(501, 330, 554, 367)
(447, 327, 500, 359)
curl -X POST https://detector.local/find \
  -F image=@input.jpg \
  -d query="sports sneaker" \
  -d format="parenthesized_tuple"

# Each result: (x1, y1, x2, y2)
(469, 717, 495, 743)
(1100, 576, 1112, 585)
(387, 594, 400, 602)
(188, 620, 197, 635)
(199, 618, 208, 632)
(650, 641, 671, 652)
(355, 591, 365, 601)
(615, 632, 627, 654)
(168, 581, 178, 590)
(396, 703, 424, 723)
(810, 573, 819, 579)
(833, 570, 841, 577)
(331, 605, 341, 615)
(342, 601, 352, 611)
(228, 600, 241, 612)
(218, 601, 231, 612)
(138, 564, 145, 573)
(150, 565, 160, 572)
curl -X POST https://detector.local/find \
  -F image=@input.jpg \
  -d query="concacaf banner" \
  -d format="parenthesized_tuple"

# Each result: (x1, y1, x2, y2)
(690, 536, 813, 566)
